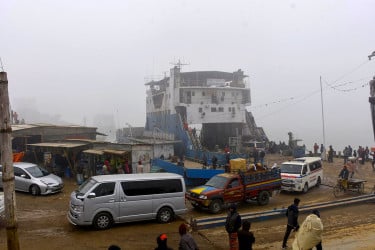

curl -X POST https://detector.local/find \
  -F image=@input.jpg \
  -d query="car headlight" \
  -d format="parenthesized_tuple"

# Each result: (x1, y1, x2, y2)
(198, 194, 207, 199)
(72, 204, 84, 213)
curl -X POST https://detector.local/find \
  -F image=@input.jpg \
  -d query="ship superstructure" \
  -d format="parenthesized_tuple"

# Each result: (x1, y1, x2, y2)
(144, 66, 267, 154)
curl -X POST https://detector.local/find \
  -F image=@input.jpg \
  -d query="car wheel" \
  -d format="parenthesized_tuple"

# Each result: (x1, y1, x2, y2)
(302, 183, 308, 193)
(157, 207, 174, 223)
(30, 185, 41, 196)
(93, 212, 113, 230)
(316, 177, 321, 187)
(209, 199, 222, 214)
(257, 191, 270, 205)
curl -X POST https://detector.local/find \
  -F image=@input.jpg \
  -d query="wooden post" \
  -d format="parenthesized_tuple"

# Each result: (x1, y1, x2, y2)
(0, 71, 20, 250)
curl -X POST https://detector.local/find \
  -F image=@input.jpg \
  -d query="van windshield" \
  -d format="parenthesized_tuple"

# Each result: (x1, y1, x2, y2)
(77, 178, 97, 195)
(280, 164, 302, 175)
(205, 175, 228, 189)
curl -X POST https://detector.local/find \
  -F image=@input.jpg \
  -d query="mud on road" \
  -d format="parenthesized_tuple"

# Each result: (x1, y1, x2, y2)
(1, 155, 375, 250)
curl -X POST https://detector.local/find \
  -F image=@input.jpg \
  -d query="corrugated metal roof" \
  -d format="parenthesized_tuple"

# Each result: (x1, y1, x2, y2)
(27, 142, 88, 148)
(103, 149, 128, 156)
(83, 149, 104, 155)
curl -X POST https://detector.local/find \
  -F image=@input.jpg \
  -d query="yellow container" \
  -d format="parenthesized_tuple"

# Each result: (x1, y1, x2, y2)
(230, 158, 247, 172)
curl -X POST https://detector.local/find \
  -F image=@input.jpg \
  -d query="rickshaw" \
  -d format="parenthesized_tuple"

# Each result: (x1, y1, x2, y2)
(333, 178, 366, 197)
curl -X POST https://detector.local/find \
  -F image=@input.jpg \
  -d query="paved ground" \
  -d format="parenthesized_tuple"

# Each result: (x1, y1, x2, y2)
(1, 154, 375, 249)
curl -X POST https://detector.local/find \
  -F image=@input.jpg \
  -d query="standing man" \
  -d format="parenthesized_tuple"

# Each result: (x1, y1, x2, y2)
(328, 145, 334, 163)
(313, 143, 319, 155)
(282, 198, 300, 250)
(225, 204, 242, 250)
(237, 220, 255, 250)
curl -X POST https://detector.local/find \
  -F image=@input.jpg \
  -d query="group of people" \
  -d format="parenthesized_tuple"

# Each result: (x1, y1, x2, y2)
(223, 198, 323, 250)
(154, 223, 199, 250)
(225, 204, 255, 250)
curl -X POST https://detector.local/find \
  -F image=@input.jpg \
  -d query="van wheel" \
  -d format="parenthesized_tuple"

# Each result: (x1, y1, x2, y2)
(157, 207, 174, 223)
(93, 212, 113, 230)
(30, 185, 41, 196)
(302, 183, 309, 193)
(209, 199, 222, 214)
(257, 191, 270, 205)
(316, 177, 321, 187)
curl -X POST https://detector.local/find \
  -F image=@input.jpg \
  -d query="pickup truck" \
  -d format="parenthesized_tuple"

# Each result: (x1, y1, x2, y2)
(185, 168, 281, 213)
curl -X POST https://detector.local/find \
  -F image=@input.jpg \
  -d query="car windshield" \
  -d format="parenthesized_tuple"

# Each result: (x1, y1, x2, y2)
(280, 164, 302, 174)
(77, 178, 97, 196)
(25, 165, 50, 178)
(205, 175, 228, 189)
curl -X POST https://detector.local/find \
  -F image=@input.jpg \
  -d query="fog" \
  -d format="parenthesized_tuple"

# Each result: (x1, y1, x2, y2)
(1, 0, 375, 152)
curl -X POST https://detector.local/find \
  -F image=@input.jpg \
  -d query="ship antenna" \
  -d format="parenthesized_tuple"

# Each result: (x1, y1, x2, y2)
(170, 59, 189, 70)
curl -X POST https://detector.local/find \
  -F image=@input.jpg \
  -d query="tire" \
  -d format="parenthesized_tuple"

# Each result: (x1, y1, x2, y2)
(333, 185, 344, 198)
(302, 183, 309, 193)
(93, 212, 113, 230)
(30, 185, 41, 196)
(257, 191, 270, 205)
(316, 177, 321, 187)
(209, 199, 222, 214)
(157, 207, 174, 223)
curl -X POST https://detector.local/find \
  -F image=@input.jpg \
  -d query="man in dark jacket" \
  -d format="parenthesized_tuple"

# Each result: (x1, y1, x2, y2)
(225, 204, 242, 250)
(237, 220, 255, 250)
(282, 198, 300, 249)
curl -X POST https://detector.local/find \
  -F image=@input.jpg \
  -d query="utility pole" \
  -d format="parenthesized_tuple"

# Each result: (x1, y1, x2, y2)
(368, 51, 375, 141)
(0, 70, 20, 250)
(320, 76, 326, 160)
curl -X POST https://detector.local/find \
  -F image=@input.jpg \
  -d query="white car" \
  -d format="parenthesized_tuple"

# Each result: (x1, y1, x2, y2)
(0, 162, 64, 196)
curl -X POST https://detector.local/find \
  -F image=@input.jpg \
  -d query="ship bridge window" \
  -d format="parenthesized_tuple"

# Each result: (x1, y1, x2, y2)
(218, 107, 224, 112)
(229, 107, 232, 112)
(199, 107, 202, 113)
(211, 107, 217, 112)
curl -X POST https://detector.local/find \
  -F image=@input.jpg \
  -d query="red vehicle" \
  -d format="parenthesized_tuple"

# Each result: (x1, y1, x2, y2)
(185, 168, 281, 213)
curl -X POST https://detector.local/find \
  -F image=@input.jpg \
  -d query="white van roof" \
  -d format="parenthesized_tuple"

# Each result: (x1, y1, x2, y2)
(283, 157, 322, 165)
(91, 173, 183, 182)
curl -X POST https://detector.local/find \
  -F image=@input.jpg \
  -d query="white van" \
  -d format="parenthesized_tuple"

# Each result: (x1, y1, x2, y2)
(68, 173, 187, 230)
(280, 157, 323, 193)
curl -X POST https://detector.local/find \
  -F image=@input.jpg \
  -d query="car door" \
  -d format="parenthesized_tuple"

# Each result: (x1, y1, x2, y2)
(223, 178, 244, 203)
(14, 167, 33, 192)
(82, 182, 118, 222)
(119, 180, 153, 222)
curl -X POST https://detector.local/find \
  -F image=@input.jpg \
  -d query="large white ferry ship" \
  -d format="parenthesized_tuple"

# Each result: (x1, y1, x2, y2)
(144, 65, 267, 156)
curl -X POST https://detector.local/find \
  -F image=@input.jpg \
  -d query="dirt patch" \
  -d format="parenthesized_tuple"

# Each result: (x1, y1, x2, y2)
(0, 155, 375, 249)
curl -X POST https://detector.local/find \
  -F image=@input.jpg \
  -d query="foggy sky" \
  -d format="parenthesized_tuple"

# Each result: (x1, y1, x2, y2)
(1, 0, 375, 151)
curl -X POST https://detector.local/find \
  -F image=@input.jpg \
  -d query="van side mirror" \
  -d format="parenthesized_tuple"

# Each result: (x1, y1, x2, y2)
(21, 174, 27, 179)
(87, 193, 96, 199)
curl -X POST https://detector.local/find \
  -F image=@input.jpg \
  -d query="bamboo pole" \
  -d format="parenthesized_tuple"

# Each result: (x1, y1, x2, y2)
(0, 71, 20, 250)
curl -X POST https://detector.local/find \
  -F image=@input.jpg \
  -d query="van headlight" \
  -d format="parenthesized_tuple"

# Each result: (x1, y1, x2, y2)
(72, 204, 84, 213)
(199, 194, 207, 199)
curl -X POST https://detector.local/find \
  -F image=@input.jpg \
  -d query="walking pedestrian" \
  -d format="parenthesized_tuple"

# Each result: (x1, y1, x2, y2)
(225, 204, 242, 250)
(237, 220, 255, 250)
(328, 145, 334, 163)
(178, 223, 199, 250)
(282, 198, 300, 250)
(292, 209, 323, 250)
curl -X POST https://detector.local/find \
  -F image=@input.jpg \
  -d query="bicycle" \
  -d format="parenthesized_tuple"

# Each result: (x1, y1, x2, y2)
(333, 178, 347, 197)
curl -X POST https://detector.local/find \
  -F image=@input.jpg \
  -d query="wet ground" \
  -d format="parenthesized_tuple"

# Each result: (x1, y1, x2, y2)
(1, 154, 375, 250)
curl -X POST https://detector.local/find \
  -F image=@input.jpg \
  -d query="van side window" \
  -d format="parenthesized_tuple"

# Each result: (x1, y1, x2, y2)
(302, 166, 307, 175)
(121, 179, 182, 196)
(93, 182, 115, 197)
